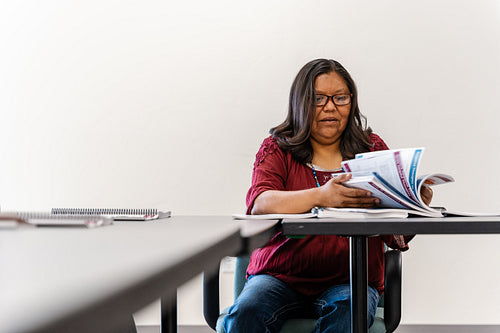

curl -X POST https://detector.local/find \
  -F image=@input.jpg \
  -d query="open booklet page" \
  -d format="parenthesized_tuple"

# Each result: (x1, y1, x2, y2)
(340, 147, 454, 217)
(343, 148, 425, 204)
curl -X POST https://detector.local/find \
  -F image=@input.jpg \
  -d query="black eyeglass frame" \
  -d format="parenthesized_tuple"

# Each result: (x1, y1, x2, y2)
(314, 93, 353, 107)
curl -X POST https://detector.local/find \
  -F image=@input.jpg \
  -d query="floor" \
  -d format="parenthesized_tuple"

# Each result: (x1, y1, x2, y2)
(137, 325, 500, 333)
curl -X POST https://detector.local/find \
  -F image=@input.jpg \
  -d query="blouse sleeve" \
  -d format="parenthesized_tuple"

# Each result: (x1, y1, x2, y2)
(369, 133, 415, 251)
(369, 133, 389, 152)
(245, 137, 288, 214)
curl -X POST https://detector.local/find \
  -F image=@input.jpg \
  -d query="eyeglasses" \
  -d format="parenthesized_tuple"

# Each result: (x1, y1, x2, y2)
(315, 94, 352, 106)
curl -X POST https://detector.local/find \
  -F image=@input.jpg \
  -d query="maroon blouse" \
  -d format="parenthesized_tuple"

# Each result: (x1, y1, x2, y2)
(245, 133, 412, 296)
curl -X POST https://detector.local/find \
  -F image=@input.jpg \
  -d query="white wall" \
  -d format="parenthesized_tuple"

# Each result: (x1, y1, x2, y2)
(1, 0, 499, 326)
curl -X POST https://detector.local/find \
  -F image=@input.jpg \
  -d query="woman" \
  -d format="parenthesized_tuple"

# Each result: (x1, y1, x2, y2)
(223, 59, 431, 333)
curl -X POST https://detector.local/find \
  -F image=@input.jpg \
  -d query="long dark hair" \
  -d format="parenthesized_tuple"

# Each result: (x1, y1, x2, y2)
(270, 58, 372, 164)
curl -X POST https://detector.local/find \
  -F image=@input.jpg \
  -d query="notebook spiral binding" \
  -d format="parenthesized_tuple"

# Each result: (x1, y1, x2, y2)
(51, 208, 159, 216)
(17, 212, 106, 220)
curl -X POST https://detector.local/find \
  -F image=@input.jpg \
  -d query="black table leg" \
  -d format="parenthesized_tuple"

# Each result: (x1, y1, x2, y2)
(161, 294, 177, 333)
(350, 235, 368, 333)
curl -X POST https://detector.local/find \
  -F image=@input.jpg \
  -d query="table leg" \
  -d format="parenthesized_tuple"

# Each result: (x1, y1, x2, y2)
(161, 294, 177, 333)
(350, 236, 368, 333)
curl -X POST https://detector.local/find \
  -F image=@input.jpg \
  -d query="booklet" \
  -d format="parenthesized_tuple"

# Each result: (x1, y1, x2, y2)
(232, 212, 317, 220)
(341, 147, 454, 217)
(233, 207, 411, 220)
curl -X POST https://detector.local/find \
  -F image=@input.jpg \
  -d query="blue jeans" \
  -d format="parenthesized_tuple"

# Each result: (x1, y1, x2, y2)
(223, 274, 379, 333)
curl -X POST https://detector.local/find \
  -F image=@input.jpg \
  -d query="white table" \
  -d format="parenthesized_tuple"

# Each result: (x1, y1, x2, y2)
(0, 216, 279, 333)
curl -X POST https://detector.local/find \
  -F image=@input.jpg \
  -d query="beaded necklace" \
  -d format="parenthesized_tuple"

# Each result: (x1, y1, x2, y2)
(311, 165, 321, 188)
(311, 164, 343, 187)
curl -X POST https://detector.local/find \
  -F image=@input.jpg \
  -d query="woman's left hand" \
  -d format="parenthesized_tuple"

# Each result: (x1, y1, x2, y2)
(420, 185, 433, 206)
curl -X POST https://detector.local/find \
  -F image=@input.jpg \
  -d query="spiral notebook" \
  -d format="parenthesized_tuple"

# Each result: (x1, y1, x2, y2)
(51, 208, 171, 221)
(1, 212, 112, 228)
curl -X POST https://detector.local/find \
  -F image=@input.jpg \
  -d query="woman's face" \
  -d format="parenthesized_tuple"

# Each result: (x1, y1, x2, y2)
(310, 71, 351, 146)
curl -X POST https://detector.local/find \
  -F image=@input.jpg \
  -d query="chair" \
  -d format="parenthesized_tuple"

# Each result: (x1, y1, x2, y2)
(203, 250, 402, 333)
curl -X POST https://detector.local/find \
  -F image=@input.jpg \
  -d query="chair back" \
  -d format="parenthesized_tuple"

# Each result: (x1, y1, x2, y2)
(233, 256, 250, 300)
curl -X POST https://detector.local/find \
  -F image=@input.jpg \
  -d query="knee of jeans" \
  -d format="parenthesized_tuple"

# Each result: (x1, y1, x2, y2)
(313, 299, 351, 332)
(314, 287, 350, 318)
(320, 297, 350, 317)
(224, 301, 268, 332)
(229, 298, 264, 317)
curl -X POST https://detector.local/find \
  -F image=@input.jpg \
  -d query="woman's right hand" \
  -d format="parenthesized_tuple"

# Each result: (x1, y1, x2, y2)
(317, 174, 381, 208)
